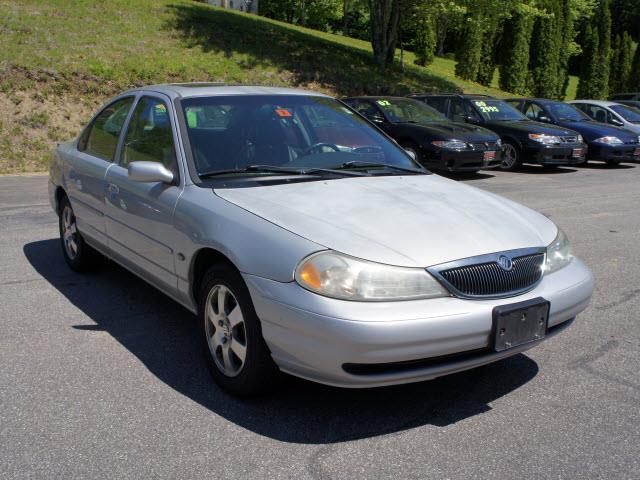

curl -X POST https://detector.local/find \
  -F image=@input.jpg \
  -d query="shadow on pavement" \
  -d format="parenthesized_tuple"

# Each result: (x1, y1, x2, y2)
(438, 171, 496, 181)
(516, 165, 578, 174)
(25, 238, 539, 444)
(579, 162, 636, 169)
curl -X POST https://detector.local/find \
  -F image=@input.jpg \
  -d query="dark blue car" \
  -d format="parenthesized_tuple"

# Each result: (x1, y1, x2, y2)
(507, 98, 640, 165)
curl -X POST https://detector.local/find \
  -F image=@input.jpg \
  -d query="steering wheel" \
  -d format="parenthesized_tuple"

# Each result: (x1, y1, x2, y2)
(303, 143, 341, 155)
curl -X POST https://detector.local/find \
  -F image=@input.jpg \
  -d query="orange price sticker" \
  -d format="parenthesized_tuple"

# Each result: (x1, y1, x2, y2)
(275, 109, 292, 117)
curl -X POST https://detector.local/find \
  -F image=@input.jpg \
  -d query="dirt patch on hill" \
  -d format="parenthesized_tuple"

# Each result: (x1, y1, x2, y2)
(0, 67, 119, 173)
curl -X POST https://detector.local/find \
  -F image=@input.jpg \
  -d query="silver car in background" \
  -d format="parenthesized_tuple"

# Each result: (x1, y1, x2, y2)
(49, 84, 594, 395)
(569, 100, 640, 136)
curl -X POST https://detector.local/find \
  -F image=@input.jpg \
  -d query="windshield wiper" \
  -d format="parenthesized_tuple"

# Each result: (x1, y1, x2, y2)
(332, 161, 427, 174)
(199, 164, 367, 179)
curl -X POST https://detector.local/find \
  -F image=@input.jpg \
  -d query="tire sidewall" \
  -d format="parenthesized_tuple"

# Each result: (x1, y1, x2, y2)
(58, 197, 91, 271)
(501, 141, 521, 171)
(198, 264, 278, 395)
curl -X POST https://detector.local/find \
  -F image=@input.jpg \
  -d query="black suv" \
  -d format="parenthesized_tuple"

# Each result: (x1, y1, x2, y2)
(408, 94, 587, 170)
(342, 96, 502, 173)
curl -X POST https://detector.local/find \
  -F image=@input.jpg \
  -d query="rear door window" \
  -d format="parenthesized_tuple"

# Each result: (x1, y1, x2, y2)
(425, 97, 448, 116)
(524, 102, 544, 121)
(79, 97, 134, 161)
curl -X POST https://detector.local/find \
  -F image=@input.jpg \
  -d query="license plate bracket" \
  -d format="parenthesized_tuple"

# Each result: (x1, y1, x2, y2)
(572, 148, 585, 157)
(492, 297, 549, 352)
(634, 147, 640, 156)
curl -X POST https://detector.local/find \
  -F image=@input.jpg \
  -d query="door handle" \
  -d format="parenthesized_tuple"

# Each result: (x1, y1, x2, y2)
(107, 183, 119, 202)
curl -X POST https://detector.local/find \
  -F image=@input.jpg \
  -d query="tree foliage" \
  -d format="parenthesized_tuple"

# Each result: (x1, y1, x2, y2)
(629, 43, 640, 91)
(499, 4, 537, 94)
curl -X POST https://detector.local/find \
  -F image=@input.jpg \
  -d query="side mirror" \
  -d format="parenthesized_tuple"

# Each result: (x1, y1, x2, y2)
(464, 115, 479, 124)
(404, 149, 417, 160)
(368, 115, 386, 124)
(538, 116, 551, 123)
(128, 161, 174, 184)
(610, 117, 624, 127)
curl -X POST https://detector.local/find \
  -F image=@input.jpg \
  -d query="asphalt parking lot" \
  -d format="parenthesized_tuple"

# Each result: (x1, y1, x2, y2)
(1, 164, 639, 479)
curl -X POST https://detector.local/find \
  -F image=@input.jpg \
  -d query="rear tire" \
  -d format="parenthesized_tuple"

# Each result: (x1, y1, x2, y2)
(198, 263, 280, 396)
(58, 196, 101, 272)
(500, 141, 521, 171)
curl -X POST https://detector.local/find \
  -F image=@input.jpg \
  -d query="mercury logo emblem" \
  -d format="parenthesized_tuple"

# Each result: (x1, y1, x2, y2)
(497, 255, 513, 271)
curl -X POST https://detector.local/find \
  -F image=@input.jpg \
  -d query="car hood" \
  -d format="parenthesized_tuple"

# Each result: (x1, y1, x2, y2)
(404, 122, 498, 141)
(557, 121, 636, 141)
(214, 175, 557, 268)
(487, 120, 576, 136)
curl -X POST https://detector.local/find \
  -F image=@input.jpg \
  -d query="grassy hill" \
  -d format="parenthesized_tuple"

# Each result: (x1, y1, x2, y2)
(0, 0, 575, 173)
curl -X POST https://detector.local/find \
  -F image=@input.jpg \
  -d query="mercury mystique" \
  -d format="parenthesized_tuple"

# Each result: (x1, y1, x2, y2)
(48, 84, 594, 395)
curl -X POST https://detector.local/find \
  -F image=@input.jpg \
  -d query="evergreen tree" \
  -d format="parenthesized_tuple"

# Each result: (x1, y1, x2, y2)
(577, 22, 599, 98)
(499, 5, 536, 94)
(454, 16, 484, 81)
(476, 20, 500, 86)
(594, 0, 612, 98)
(609, 34, 621, 94)
(556, 0, 576, 99)
(530, 1, 562, 98)
(413, 12, 436, 66)
(628, 43, 640, 91)
(617, 32, 634, 92)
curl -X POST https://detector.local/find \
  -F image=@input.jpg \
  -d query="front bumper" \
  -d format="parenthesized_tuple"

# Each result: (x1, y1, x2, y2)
(587, 143, 640, 163)
(425, 148, 502, 172)
(245, 257, 593, 388)
(524, 143, 588, 165)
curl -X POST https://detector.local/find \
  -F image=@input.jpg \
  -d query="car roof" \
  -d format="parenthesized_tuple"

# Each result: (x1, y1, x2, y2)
(342, 96, 416, 101)
(505, 98, 564, 105)
(408, 93, 493, 99)
(568, 100, 621, 107)
(120, 83, 330, 100)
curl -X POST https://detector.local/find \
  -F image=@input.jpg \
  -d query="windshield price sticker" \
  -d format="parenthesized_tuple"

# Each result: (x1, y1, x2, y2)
(474, 101, 499, 113)
(377, 100, 391, 106)
(275, 109, 293, 117)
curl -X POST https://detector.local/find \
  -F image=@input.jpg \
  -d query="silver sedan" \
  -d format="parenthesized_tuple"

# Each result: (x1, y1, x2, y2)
(49, 84, 594, 395)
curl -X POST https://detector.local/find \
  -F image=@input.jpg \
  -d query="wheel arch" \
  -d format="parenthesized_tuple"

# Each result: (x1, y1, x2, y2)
(54, 186, 68, 215)
(190, 247, 241, 304)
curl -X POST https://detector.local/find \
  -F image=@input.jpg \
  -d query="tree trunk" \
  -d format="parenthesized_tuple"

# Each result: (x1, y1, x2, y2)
(369, 0, 401, 68)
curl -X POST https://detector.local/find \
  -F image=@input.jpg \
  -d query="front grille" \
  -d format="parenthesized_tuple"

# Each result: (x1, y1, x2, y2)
(432, 251, 545, 298)
(470, 142, 498, 151)
(561, 135, 579, 143)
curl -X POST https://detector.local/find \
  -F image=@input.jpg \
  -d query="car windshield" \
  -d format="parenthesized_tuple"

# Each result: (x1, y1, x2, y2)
(610, 104, 640, 123)
(471, 99, 527, 121)
(180, 95, 420, 179)
(547, 103, 591, 122)
(373, 98, 448, 123)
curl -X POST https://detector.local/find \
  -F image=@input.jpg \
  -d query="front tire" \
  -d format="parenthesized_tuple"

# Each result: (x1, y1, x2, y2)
(58, 196, 101, 272)
(500, 141, 521, 171)
(198, 264, 280, 396)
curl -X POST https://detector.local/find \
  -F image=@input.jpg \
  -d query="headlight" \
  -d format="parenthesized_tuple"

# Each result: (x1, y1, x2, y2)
(594, 136, 623, 144)
(545, 228, 572, 274)
(529, 133, 561, 144)
(495, 138, 502, 147)
(431, 139, 468, 150)
(295, 251, 449, 301)
(577, 134, 584, 143)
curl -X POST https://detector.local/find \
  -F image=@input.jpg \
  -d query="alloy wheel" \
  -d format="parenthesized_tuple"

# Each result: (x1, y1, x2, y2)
(62, 205, 79, 260)
(501, 143, 517, 169)
(204, 284, 247, 377)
